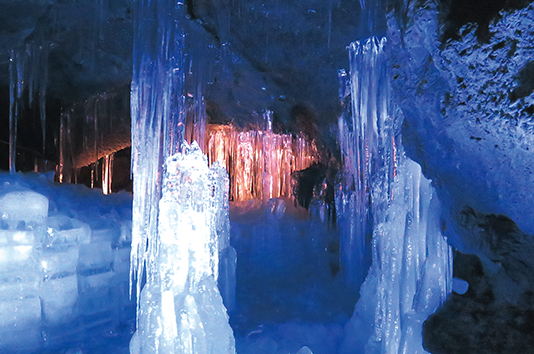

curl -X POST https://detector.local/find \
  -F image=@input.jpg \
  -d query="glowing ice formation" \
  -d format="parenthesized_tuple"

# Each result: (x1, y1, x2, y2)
(129, 1, 235, 352)
(207, 122, 319, 202)
(338, 37, 452, 353)
(130, 142, 235, 354)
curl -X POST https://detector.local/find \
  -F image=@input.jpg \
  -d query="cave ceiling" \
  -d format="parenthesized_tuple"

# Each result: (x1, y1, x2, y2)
(0, 0, 373, 166)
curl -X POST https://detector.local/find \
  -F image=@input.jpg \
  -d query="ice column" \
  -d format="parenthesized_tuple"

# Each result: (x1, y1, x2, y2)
(339, 37, 452, 353)
(129, 142, 235, 354)
(130, 0, 234, 351)
(336, 36, 393, 289)
(129, 0, 187, 302)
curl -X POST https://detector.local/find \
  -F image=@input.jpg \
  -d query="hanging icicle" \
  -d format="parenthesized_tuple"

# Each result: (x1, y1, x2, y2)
(338, 36, 453, 354)
(102, 153, 114, 195)
(8, 39, 50, 174)
(205, 123, 320, 202)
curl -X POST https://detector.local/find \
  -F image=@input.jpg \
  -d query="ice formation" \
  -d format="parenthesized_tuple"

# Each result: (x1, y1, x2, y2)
(206, 117, 319, 202)
(336, 36, 392, 289)
(0, 173, 134, 353)
(129, 142, 235, 353)
(337, 36, 453, 353)
(8, 41, 49, 173)
(129, 0, 235, 352)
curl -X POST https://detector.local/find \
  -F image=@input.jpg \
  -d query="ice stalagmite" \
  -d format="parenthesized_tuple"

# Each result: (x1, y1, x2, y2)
(339, 37, 453, 354)
(130, 142, 235, 354)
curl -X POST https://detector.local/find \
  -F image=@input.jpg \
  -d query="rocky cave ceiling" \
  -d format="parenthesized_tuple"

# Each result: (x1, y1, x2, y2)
(0, 0, 371, 170)
(0, 0, 526, 168)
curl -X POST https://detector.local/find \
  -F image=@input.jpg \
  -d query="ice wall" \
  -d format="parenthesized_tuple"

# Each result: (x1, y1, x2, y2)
(130, 143, 235, 354)
(0, 173, 134, 353)
(338, 37, 453, 353)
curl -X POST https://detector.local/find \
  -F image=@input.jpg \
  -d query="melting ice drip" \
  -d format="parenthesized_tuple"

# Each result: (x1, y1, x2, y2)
(338, 37, 453, 353)
(207, 118, 319, 202)
(129, 142, 236, 354)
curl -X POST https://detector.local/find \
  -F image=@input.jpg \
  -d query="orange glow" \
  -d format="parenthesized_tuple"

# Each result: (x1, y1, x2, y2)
(206, 124, 319, 202)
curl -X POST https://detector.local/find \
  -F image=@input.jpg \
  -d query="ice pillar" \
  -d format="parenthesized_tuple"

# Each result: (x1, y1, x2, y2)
(339, 37, 453, 353)
(337, 36, 393, 289)
(129, 0, 234, 352)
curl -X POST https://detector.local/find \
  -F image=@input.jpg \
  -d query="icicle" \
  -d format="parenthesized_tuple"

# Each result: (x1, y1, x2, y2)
(336, 36, 391, 289)
(102, 153, 114, 195)
(205, 124, 319, 202)
(8, 51, 18, 174)
(58, 110, 67, 183)
(8, 49, 27, 173)
(39, 43, 49, 154)
(339, 36, 452, 354)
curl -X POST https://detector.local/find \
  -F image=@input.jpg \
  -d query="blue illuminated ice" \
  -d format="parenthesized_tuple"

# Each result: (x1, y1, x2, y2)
(130, 142, 235, 354)
(338, 36, 452, 354)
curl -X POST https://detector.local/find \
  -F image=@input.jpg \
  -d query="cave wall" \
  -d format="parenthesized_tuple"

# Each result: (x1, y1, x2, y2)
(387, 0, 534, 351)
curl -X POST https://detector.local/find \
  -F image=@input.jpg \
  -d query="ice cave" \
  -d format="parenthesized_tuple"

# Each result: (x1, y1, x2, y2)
(0, 0, 533, 353)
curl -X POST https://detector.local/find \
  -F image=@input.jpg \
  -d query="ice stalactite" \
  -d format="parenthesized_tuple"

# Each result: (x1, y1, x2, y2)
(8, 40, 49, 173)
(102, 153, 114, 195)
(336, 36, 393, 290)
(338, 37, 452, 353)
(206, 120, 319, 203)
(130, 0, 187, 308)
(129, 0, 235, 352)
(57, 88, 130, 193)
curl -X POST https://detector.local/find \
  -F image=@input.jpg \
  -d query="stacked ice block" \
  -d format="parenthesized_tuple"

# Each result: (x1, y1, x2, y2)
(0, 189, 48, 352)
(0, 179, 135, 352)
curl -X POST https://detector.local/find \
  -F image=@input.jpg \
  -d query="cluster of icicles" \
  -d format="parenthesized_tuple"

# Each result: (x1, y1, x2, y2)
(55, 96, 320, 201)
(207, 123, 319, 202)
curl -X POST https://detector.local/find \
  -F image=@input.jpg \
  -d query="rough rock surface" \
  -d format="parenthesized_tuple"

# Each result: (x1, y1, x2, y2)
(387, 0, 534, 352)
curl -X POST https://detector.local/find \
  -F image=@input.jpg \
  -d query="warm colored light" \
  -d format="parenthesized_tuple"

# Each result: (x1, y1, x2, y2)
(206, 124, 319, 202)
(102, 153, 114, 195)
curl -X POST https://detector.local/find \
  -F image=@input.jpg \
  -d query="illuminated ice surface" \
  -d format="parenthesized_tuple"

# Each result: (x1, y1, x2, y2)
(0, 172, 135, 354)
(129, 142, 236, 354)
(0, 163, 451, 354)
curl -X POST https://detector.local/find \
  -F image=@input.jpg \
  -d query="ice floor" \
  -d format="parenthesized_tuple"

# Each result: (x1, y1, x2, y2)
(0, 173, 358, 354)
